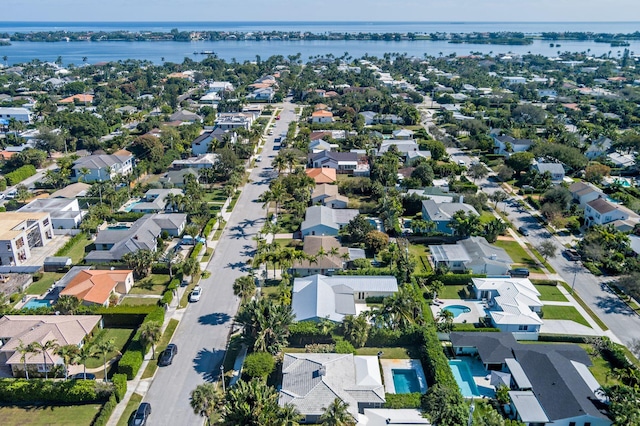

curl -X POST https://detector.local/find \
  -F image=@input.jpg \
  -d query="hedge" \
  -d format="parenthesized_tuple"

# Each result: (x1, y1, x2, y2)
(112, 373, 127, 402)
(243, 352, 275, 379)
(0, 379, 111, 404)
(54, 232, 88, 257)
(160, 289, 173, 306)
(203, 218, 217, 237)
(538, 334, 588, 343)
(95, 304, 157, 327)
(118, 307, 165, 379)
(92, 394, 117, 426)
(419, 327, 459, 390)
(5, 164, 36, 186)
(416, 273, 486, 285)
(190, 242, 203, 259)
(383, 393, 422, 409)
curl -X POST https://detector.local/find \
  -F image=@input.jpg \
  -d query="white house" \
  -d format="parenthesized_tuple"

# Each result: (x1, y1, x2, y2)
(311, 110, 334, 123)
(300, 206, 359, 237)
(584, 137, 612, 160)
(503, 76, 527, 84)
(493, 135, 534, 156)
(17, 198, 84, 229)
(0, 212, 54, 266)
(214, 112, 254, 130)
(0, 107, 31, 124)
(308, 151, 359, 172)
(531, 162, 565, 182)
(569, 181, 604, 209)
(171, 153, 218, 170)
(584, 197, 638, 227)
(71, 151, 133, 182)
(429, 236, 513, 275)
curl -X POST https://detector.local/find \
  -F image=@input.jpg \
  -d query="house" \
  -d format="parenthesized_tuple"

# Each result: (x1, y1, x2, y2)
(0, 315, 102, 377)
(71, 151, 134, 182)
(85, 213, 187, 262)
(429, 236, 513, 275)
(584, 197, 639, 227)
(450, 332, 611, 426)
(58, 94, 94, 104)
(215, 112, 255, 130)
(503, 76, 527, 85)
(0, 107, 31, 123)
(279, 353, 385, 423)
(405, 150, 432, 166)
(159, 168, 200, 188)
(59, 268, 134, 307)
(171, 153, 218, 170)
(421, 199, 478, 235)
(130, 188, 183, 213)
(208, 81, 234, 93)
(311, 110, 334, 124)
(43, 256, 72, 272)
(311, 184, 339, 204)
(191, 129, 238, 155)
(392, 129, 414, 140)
(17, 198, 84, 229)
(169, 110, 202, 123)
(323, 195, 349, 209)
(531, 162, 565, 182)
(50, 182, 91, 199)
(0, 212, 54, 266)
(472, 278, 543, 335)
(492, 135, 534, 156)
(301, 206, 359, 237)
(568, 181, 604, 209)
(306, 168, 337, 184)
(308, 151, 359, 172)
(308, 139, 335, 153)
(607, 152, 636, 168)
(290, 236, 349, 277)
(116, 105, 137, 114)
(249, 87, 275, 101)
(359, 409, 430, 426)
(585, 137, 612, 160)
(378, 139, 419, 155)
(359, 111, 404, 125)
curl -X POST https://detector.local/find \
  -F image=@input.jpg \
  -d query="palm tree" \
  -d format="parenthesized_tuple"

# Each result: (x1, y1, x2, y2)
(319, 398, 355, 426)
(164, 250, 183, 279)
(342, 314, 370, 348)
(76, 344, 97, 380)
(233, 275, 256, 302)
(235, 298, 294, 355)
(32, 340, 58, 379)
(95, 339, 116, 382)
(190, 382, 221, 424)
(16, 340, 35, 379)
(139, 321, 162, 359)
(78, 167, 90, 183)
(55, 344, 80, 380)
(222, 379, 299, 425)
(182, 257, 201, 279)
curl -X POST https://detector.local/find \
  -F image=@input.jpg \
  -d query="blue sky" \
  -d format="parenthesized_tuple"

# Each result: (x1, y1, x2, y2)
(3, 0, 640, 22)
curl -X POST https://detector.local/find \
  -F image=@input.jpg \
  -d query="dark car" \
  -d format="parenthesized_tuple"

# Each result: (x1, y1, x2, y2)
(509, 268, 530, 278)
(158, 343, 178, 366)
(71, 372, 96, 380)
(517, 226, 530, 236)
(563, 249, 581, 261)
(130, 402, 151, 426)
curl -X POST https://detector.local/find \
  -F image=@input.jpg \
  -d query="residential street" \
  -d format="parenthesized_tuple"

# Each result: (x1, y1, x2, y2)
(447, 147, 640, 346)
(142, 101, 294, 425)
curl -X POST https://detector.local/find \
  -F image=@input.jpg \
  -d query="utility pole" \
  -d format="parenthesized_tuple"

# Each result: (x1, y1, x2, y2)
(220, 364, 225, 393)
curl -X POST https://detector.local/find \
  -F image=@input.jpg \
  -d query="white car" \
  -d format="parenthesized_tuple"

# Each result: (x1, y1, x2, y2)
(189, 286, 202, 302)
(5, 190, 16, 199)
(256, 155, 262, 162)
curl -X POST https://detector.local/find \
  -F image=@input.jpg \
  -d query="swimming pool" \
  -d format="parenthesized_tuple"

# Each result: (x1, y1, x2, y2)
(449, 359, 481, 398)
(443, 305, 471, 318)
(23, 299, 54, 309)
(392, 369, 421, 394)
(107, 224, 131, 230)
(124, 200, 143, 212)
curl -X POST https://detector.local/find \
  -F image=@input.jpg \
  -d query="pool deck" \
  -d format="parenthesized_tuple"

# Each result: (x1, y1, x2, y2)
(380, 359, 428, 394)
(431, 299, 486, 324)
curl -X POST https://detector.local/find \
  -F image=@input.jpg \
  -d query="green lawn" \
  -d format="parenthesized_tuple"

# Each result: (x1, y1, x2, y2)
(493, 240, 543, 273)
(120, 297, 160, 306)
(201, 248, 214, 262)
(525, 243, 557, 273)
(408, 244, 432, 273)
(142, 319, 180, 379)
(202, 189, 228, 203)
(0, 404, 102, 426)
(26, 273, 65, 295)
(439, 285, 474, 299)
(129, 274, 171, 295)
(479, 210, 496, 224)
(534, 285, 567, 302)
(65, 236, 94, 264)
(542, 305, 590, 328)
(559, 283, 609, 331)
(355, 347, 417, 359)
(85, 328, 135, 369)
(116, 393, 143, 426)
(276, 213, 301, 233)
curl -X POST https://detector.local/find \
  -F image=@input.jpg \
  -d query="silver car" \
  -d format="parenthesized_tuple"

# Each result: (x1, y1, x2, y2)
(189, 286, 202, 302)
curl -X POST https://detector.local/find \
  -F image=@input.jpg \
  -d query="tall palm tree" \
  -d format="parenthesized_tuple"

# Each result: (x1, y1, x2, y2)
(76, 344, 97, 380)
(16, 340, 35, 379)
(139, 321, 162, 359)
(55, 344, 80, 380)
(32, 340, 58, 379)
(319, 398, 355, 426)
(233, 275, 256, 303)
(95, 339, 116, 382)
(190, 382, 221, 424)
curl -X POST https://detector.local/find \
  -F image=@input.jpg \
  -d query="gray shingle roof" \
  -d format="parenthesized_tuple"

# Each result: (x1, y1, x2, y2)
(301, 206, 359, 232)
(72, 153, 131, 170)
(422, 199, 478, 221)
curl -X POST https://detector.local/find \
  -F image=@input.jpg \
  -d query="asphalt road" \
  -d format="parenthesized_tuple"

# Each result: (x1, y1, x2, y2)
(142, 101, 295, 425)
(447, 147, 640, 346)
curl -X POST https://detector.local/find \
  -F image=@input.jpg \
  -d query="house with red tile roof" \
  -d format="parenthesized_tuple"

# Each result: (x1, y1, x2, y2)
(59, 94, 94, 104)
(60, 268, 134, 307)
(311, 110, 334, 124)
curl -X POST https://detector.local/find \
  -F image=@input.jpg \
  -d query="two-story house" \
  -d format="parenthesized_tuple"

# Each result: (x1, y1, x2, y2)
(71, 150, 133, 182)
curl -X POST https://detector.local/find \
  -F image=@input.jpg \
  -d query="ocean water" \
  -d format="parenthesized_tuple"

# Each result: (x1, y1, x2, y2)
(0, 21, 639, 65)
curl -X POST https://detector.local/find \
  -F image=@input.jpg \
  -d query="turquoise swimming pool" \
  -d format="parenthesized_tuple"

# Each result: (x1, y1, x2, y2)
(23, 299, 54, 309)
(443, 305, 471, 318)
(124, 200, 143, 212)
(449, 359, 481, 398)
(392, 369, 421, 394)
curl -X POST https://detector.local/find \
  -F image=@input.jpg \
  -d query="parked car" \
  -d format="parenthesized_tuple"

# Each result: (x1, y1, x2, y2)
(256, 155, 262, 162)
(509, 268, 530, 278)
(5, 190, 16, 199)
(517, 226, 530, 236)
(189, 286, 202, 302)
(276, 115, 281, 120)
(563, 249, 581, 261)
(458, 160, 466, 166)
(158, 343, 178, 366)
(130, 402, 151, 426)
(71, 372, 96, 380)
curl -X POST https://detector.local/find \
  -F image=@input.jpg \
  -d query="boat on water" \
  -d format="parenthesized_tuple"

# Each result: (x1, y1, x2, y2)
(193, 50, 215, 55)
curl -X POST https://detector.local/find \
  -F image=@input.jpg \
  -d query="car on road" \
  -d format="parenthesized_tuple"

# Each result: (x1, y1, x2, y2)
(130, 402, 151, 426)
(563, 249, 581, 261)
(5, 190, 16, 199)
(189, 286, 202, 302)
(509, 268, 530, 278)
(268, 130, 274, 135)
(256, 155, 262, 162)
(517, 226, 530, 236)
(158, 343, 178, 366)
(276, 115, 281, 120)
(71, 372, 96, 380)
(458, 160, 466, 166)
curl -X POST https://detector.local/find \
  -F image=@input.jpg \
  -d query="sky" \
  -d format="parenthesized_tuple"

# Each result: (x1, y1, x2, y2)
(3, 0, 640, 22)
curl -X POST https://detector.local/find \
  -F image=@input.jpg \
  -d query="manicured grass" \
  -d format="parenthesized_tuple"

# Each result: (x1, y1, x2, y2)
(439, 285, 474, 299)
(260, 285, 281, 301)
(355, 347, 417, 359)
(141, 319, 180, 379)
(65, 236, 94, 264)
(26, 273, 64, 295)
(85, 328, 135, 369)
(534, 285, 567, 302)
(0, 404, 103, 425)
(129, 274, 171, 295)
(408, 244, 432, 273)
(577, 343, 621, 387)
(276, 213, 301, 233)
(202, 189, 228, 203)
(493, 240, 543, 273)
(525, 242, 557, 273)
(116, 393, 143, 426)
(478, 210, 496, 224)
(559, 282, 609, 331)
(542, 305, 590, 328)
(201, 248, 214, 263)
(120, 296, 160, 306)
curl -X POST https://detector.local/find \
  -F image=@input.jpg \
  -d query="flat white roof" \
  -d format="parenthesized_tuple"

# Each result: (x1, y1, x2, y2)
(509, 391, 549, 423)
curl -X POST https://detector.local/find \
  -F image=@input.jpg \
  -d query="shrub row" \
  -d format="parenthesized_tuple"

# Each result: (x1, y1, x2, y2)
(118, 307, 165, 379)
(335, 267, 395, 276)
(419, 327, 459, 390)
(383, 393, 422, 409)
(416, 273, 486, 285)
(190, 242, 203, 259)
(530, 279, 559, 286)
(54, 232, 88, 257)
(203, 218, 217, 237)
(112, 373, 127, 402)
(95, 304, 157, 327)
(538, 334, 588, 343)
(0, 379, 111, 404)
(159, 278, 180, 306)
(92, 394, 117, 426)
(5, 164, 36, 186)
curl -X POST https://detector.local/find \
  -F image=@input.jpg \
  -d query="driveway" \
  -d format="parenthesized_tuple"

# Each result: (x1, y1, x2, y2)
(141, 101, 297, 425)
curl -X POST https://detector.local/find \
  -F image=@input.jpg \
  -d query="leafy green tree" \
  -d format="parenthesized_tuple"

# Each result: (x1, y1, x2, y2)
(132, 134, 165, 163)
(489, 190, 508, 211)
(233, 275, 256, 302)
(537, 240, 557, 261)
(182, 257, 202, 278)
(55, 344, 80, 380)
(122, 249, 156, 278)
(364, 230, 389, 254)
(342, 314, 370, 348)
(221, 379, 300, 426)
(319, 398, 355, 426)
(75, 344, 97, 380)
(16, 341, 36, 379)
(340, 215, 374, 245)
(484, 218, 508, 243)
(243, 352, 275, 380)
(140, 321, 162, 359)
(32, 340, 58, 379)
(496, 164, 514, 181)
(448, 210, 482, 237)
(422, 384, 467, 426)
(411, 163, 435, 186)
(505, 152, 534, 177)
(95, 339, 116, 382)
(467, 162, 488, 182)
(436, 310, 454, 333)
(235, 298, 294, 355)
